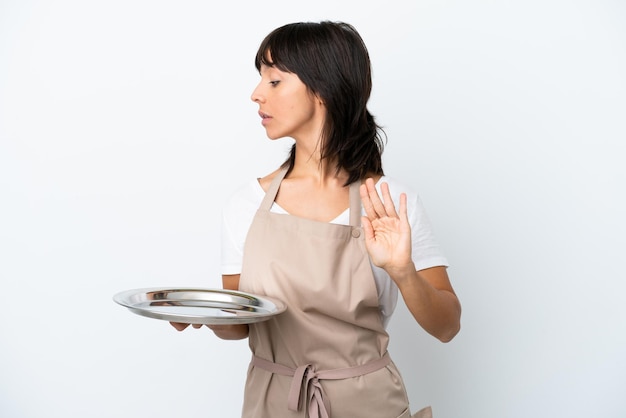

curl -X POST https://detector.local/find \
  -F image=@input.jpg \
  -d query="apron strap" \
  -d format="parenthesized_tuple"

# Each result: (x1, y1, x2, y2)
(348, 180, 362, 227)
(259, 167, 289, 211)
(251, 353, 391, 418)
(259, 167, 363, 229)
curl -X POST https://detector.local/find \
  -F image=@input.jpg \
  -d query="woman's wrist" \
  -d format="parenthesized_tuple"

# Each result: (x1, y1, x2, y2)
(386, 261, 418, 288)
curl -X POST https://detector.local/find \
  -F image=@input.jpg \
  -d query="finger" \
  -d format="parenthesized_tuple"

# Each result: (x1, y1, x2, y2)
(361, 215, 374, 240)
(398, 192, 411, 233)
(365, 178, 386, 217)
(192, 323, 203, 329)
(399, 192, 408, 222)
(170, 322, 190, 332)
(360, 182, 377, 219)
(380, 182, 398, 218)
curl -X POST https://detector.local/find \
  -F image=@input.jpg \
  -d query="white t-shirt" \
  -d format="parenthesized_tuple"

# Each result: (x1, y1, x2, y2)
(221, 176, 448, 328)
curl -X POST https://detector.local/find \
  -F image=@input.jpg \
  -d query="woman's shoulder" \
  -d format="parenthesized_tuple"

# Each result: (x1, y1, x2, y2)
(377, 175, 419, 199)
(223, 167, 284, 213)
(223, 178, 263, 214)
(257, 167, 285, 193)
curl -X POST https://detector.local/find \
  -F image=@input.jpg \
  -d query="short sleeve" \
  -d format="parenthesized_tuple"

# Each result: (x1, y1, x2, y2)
(220, 180, 264, 275)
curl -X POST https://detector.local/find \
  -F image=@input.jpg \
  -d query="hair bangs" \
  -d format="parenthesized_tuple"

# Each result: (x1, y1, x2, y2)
(254, 23, 312, 74)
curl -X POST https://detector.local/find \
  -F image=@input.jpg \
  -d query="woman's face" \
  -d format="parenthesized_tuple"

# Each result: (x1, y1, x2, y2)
(251, 63, 325, 141)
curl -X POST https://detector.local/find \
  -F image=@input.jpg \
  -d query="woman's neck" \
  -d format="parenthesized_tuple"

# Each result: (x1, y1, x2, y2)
(289, 152, 348, 187)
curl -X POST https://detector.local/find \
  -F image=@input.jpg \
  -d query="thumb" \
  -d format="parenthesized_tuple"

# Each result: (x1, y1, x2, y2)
(361, 216, 375, 241)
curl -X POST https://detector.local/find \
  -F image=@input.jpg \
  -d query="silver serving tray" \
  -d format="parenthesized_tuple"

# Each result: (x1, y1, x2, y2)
(113, 287, 286, 325)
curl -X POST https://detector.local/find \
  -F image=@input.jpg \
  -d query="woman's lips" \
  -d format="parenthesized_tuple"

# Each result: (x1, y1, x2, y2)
(259, 111, 272, 126)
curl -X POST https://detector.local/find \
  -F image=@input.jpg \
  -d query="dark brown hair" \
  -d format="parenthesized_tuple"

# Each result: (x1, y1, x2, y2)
(255, 21, 385, 185)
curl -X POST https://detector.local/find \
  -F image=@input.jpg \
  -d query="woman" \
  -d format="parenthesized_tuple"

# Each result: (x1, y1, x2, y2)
(173, 21, 461, 418)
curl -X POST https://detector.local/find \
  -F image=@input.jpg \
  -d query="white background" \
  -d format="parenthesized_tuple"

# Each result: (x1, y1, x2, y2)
(1, 1, 625, 417)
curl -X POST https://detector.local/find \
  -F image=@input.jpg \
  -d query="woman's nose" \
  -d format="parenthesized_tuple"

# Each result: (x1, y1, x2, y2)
(251, 84, 265, 103)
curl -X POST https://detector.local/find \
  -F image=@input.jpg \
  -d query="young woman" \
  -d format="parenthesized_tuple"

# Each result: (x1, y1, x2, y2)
(173, 21, 461, 418)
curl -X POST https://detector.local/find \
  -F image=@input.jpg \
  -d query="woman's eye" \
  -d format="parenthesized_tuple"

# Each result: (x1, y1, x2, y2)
(269, 80, 280, 86)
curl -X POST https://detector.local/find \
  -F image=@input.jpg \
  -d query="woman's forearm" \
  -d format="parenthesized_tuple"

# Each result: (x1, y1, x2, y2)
(393, 265, 461, 342)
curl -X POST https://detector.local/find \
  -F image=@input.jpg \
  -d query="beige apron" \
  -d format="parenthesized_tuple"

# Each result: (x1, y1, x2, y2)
(238, 167, 432, 418)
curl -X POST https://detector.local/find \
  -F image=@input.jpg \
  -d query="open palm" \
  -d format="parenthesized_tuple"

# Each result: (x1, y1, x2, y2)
(360, 179, 412, 273)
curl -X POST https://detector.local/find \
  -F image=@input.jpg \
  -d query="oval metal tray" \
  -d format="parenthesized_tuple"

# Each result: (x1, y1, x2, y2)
(113, 287, 287, 325)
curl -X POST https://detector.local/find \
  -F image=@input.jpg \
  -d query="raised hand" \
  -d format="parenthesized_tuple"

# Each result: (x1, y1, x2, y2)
(359, 178, 413, 278)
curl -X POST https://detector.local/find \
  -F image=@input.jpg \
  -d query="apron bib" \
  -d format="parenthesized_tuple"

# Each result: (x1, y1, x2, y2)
(238, 168, 428, 418)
